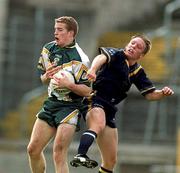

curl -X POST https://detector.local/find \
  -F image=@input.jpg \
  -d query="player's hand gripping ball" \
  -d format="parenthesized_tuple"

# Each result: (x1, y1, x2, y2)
(49, 69, 75, 95)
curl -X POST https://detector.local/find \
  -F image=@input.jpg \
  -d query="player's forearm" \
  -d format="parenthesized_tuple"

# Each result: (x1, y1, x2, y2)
(145, 90, 165, 100)
(90, 54, 107, 72)
(67, 83, 92, 97)
(145, 87, 174, 100)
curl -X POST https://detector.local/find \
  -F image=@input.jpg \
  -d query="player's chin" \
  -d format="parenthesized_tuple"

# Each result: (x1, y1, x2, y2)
(124, 52, 133, 59)
(55, 40, 59, 45)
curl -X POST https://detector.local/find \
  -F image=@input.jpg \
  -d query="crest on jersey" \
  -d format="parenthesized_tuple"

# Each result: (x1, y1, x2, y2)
(53, 56, 62, 66)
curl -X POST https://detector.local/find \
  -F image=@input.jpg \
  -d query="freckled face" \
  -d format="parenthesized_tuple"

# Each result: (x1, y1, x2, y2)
(124, 37, 146, 61)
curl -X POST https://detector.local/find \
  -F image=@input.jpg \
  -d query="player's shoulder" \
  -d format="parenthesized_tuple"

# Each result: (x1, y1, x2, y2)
(99, 47, 123, 56)
(75, 43, 90, 67)
(43, 41, 56, 51)
(129, 63, 145, 78)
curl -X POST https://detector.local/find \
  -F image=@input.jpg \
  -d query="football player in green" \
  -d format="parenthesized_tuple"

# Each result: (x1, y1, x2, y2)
(27, 16, 91, 173)
(70, 34, 174, 173)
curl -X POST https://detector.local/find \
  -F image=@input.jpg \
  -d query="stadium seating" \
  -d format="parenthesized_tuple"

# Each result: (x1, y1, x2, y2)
(0, 93, 47, 139)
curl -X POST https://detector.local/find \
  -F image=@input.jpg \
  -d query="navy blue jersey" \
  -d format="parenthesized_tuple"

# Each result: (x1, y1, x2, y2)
(93, 47, 155, 105)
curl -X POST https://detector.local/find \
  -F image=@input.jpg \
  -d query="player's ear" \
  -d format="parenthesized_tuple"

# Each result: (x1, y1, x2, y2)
(69, 30, 74, 37)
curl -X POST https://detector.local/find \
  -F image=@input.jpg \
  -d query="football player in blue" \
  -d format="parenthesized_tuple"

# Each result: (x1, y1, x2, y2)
(70, 34, 174, 173)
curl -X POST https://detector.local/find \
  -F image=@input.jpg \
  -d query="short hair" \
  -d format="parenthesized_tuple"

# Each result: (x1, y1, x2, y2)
(55, 16, 79, 38)
(131, 34, 152, 55)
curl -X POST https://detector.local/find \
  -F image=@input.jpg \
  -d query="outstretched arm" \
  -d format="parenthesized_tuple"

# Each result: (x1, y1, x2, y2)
(87, 54, 107, 81)
(145, 86, 174, 101)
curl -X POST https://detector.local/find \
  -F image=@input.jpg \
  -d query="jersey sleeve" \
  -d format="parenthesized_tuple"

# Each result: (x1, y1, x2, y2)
(133, 68, 156, 96)
(73, 44, 91, 87)
(99, 47, 119, 63)
(37, 46, 51, 76)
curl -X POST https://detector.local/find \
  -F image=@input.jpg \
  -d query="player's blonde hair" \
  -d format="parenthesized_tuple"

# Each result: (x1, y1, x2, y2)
(55, 16, 79, 38)
(131, 34, 152, 55)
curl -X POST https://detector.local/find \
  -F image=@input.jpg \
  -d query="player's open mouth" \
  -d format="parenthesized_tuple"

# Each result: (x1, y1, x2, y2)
(128, 49, 134, 55)
(55, 37, 59, 41)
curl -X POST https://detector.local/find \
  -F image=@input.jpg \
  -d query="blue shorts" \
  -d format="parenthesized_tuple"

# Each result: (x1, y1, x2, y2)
(83, 94, 118, 128)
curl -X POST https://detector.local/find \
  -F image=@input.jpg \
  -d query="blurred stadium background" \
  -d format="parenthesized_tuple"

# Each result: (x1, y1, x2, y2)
(0, 0, 180, 172)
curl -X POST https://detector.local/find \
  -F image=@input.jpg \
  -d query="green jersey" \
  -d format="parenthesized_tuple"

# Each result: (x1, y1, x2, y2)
(37, 41, 90, 101)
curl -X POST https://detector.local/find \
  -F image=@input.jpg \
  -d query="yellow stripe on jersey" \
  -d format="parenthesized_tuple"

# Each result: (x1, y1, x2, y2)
(85, 96, 93, 112)
(73, 61, 89, 81)
(61, 61, 73, 69)
(42, 47, 50, 55)
(99, 167, 109, 173)
(129, 65, 142, 77)
(61, 109, 79, 123)
(73, 60, 88, 71)
(40, 47, 51, 69)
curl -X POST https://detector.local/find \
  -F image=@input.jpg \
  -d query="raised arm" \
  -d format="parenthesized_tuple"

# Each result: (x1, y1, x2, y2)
(87, 54, 107, 81)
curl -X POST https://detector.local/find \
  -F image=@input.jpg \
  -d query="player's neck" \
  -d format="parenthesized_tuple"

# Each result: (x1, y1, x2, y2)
(128, 60, 136, 66)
